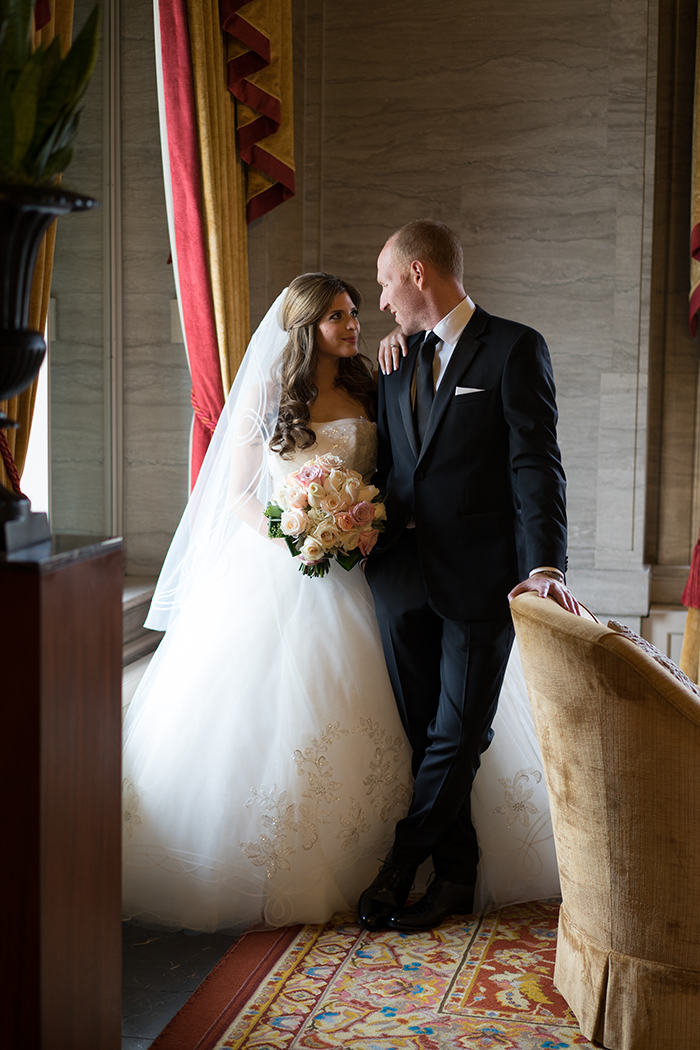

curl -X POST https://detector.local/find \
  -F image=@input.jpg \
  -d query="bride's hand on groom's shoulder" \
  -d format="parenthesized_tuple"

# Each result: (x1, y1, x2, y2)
(378, 327, 408, 375)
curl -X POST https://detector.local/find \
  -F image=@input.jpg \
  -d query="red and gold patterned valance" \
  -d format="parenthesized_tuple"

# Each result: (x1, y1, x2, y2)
(220, 0, 295, 223)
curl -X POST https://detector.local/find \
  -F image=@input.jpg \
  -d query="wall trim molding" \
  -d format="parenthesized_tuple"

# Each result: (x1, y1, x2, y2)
(109, 0, 124, 538)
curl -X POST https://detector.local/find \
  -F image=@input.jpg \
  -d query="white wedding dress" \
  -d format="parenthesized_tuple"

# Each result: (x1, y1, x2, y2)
(122, 417, 559, 934)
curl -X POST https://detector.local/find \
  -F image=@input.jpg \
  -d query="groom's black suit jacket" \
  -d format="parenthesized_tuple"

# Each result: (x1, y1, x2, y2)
(372, 304, 567, 622)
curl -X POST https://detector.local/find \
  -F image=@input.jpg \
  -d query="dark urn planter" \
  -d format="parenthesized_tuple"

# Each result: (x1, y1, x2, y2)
(0, 184, 99, 551)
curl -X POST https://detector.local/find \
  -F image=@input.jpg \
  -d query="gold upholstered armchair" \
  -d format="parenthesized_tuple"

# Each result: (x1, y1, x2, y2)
(510, 591, 700, 1050)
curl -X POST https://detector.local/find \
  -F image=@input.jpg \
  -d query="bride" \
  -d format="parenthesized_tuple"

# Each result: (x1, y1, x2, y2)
(121, 273, 559, 935)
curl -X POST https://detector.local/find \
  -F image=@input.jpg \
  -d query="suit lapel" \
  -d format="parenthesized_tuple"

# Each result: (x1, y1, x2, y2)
(398, 337, 421, 460)
(417, 323, 483, 461)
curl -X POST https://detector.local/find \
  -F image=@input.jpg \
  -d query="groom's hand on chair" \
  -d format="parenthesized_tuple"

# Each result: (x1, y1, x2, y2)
(508, 574, 581, 616)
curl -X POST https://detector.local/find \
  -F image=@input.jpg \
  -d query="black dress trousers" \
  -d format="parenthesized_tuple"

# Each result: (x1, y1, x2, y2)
(366, 528, 514, 884)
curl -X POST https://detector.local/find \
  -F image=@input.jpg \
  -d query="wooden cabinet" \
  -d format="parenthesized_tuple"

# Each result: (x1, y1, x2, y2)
(1, 538, 124, 1050)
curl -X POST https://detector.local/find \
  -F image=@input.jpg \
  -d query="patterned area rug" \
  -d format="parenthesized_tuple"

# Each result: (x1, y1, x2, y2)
(153, 899, 598, 1049)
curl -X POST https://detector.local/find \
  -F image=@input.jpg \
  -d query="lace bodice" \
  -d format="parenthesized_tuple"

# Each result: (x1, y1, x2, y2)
(268, 418, 377, 490)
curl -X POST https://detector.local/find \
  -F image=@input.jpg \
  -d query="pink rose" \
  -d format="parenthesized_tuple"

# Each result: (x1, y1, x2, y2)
(350, 501, 376, 527)
(335, 511, 355, 532)
(358, 529, 379, 556)
(297, 463, 326, 488)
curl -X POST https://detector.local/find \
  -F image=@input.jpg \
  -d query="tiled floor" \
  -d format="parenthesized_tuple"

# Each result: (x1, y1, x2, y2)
(122, 922, 236, 1049)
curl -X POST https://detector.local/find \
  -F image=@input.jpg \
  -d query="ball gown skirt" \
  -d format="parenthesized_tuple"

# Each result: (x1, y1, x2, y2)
(122, 421, 559, 933)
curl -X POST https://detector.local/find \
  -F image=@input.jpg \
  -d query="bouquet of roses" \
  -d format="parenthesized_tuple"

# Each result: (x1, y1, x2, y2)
(264, 453, 386, 578)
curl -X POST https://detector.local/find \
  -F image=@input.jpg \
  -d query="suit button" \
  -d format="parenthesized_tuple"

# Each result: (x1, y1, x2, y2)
(416, 471, 425, 481)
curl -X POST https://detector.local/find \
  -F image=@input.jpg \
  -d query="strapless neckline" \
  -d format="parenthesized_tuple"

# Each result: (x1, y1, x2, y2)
(312, 417, 373, 427)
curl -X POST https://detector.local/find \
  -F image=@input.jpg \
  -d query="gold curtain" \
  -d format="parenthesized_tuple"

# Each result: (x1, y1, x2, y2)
(185, 0, 250, 391)
(0, 0, 74, 491)
(680, 609, 700, 682)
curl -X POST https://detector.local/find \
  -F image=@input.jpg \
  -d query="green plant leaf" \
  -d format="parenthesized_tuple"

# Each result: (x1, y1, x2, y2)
(0, 20, 9, 82)
(10, 45, 42, 166)
(336, 548, 363, 572)
(31, 5, 100, 149)
(0, 0, 99, 183)
(0, 0, 33, 77)
(42, 142, 74, 180)
(64, 5, 101, 99)
(0, 78, 14, 166)
(36, 35, 61, 104)
(285, 536, 301, 557)
(31, 106, 80, 179)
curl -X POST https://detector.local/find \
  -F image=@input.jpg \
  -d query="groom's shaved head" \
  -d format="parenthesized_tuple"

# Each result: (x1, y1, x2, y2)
(387, 220, 463, 282)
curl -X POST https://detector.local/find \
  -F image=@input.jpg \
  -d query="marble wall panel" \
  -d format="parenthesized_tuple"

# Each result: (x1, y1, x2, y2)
(656, 371, 698, 563)
(595, 372, 648, 568)
(555, 394, 601, 568)
(644, 0, 697, 584)
(48, 0, 109, 535)
(567, 566, 650, 619)
(607, 2, 655, 174)
(612, 175, 648, 373)
(121, 0, 189, 575)
(121, 460, 192, 575)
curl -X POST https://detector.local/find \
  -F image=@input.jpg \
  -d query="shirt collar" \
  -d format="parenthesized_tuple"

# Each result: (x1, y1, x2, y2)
(431, 295, 475, 350)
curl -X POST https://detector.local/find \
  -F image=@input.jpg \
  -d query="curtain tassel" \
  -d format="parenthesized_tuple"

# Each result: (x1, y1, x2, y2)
(681, 531, 700, 608)
(0, 431, 27, 498)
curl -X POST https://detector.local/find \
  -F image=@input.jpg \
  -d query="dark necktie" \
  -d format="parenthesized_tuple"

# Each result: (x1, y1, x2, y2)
(415, 331, 440, 446)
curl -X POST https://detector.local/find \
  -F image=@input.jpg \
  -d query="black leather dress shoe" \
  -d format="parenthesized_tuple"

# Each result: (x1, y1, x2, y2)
(358, 862, 416, 932)
(386, 877, 475, 932)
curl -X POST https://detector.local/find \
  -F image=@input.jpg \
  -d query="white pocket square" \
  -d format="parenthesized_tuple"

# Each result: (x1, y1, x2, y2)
(455, 386, 484, 395)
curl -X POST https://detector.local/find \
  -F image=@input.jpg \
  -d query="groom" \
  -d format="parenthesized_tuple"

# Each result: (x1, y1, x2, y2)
(361, 219, 576, 933)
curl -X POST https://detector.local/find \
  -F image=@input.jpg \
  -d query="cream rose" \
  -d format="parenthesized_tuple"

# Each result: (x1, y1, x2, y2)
(308, 507, 331, 526)
(273, 485, 290, 510)
(313, 521, 341, 548)
(320, 492, 344, 515)
(306, 481, 326, 508)
(358, 484, 380, 503)
(373, 501, 387, 522)
(280, 508, 308, 536)
(341, 479, 361, 507)
(285, 480, 308, 509)
(325, 468, 346, 494)
(340, 528, 362, 551)
(300, 536, 325, 563)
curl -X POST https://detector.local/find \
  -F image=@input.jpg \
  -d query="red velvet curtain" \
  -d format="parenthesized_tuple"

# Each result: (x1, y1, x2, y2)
(156, 0, 294, 486)
(157, 0, 227, 485)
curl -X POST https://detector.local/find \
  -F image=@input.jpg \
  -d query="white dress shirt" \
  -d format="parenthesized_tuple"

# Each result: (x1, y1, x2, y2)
(411, 295, 475, 406)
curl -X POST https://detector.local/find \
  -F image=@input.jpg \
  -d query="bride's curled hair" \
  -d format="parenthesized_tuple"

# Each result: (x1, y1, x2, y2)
(270, 272, 376, 458)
